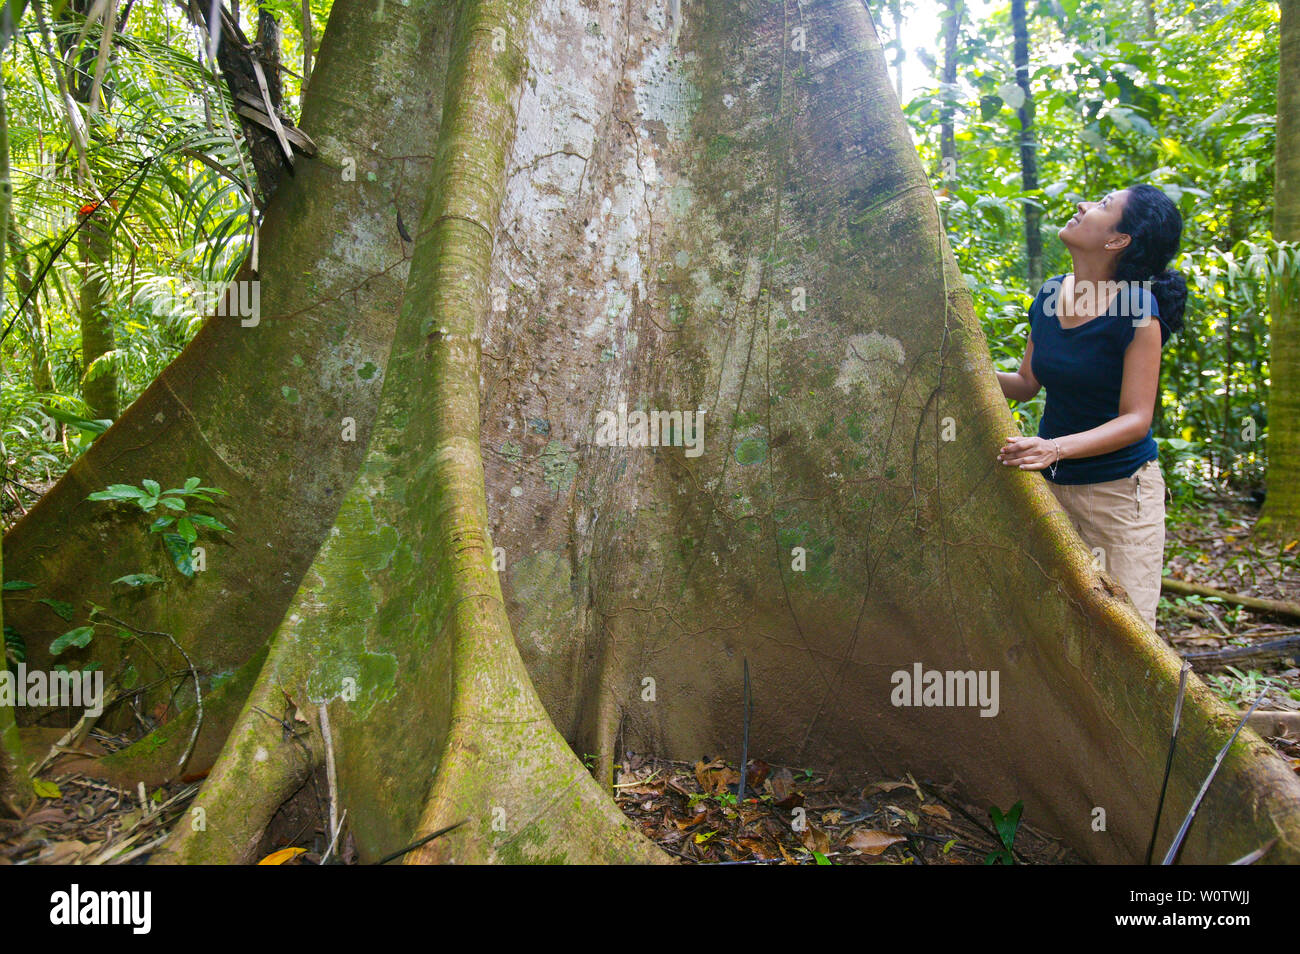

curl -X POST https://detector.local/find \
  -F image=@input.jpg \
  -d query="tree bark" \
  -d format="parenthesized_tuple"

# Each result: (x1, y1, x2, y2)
(1259, 0, 1300, 541)
(11, 0, 1300, 865)
(65, 0, 119, 420)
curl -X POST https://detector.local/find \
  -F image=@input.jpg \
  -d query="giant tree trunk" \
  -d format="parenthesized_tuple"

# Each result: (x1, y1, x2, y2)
(8, 0, 1300, 865)
(1260, 0, 1300, 541)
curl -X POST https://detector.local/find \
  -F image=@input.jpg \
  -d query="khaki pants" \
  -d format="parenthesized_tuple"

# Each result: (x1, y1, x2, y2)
(1047, 459, 1166, 631)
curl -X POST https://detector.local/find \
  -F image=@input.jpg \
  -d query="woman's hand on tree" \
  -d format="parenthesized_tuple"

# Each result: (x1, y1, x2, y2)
(997, 435, 1058, 470)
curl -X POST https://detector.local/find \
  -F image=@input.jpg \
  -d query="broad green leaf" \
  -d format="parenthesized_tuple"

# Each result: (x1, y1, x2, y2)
(187, 513, 230, 532)
(142, 479, 161, 496)
(2, 580, 36, 591)
(112, 573, 165, 587)
(38, 598, 75, 621)
(46, 408, 110, 434)
(87, 484, 148, 501)
(163, 533, 195, 577)
(50, 626, 95, 655)
(177, 517, 197, 544)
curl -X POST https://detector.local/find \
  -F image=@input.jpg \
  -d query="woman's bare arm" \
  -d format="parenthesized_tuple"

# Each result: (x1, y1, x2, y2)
(997, 332, 1041, 402)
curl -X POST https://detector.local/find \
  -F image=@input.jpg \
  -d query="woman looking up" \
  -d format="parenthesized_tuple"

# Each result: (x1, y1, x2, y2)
(996, 184, 1189, 632)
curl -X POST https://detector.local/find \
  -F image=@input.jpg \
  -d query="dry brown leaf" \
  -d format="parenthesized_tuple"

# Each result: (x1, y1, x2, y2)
(920, 804, 952, 820)
(23, 808, 70, 826)
(847, 829, 907, 855)
(864, 780, 911, 795)
(40, 840, 90, 864)
(693, 759, 740, 794)
(770, 767, 795, 801)
(800, 825, 830, 855)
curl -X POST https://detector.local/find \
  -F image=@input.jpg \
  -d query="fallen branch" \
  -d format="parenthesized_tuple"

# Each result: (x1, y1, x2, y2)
(1162, 578, 1300, 622)
(1180, 635, 1300, 673)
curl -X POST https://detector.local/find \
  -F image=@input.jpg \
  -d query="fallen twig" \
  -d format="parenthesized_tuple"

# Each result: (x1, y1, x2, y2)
(1162, 578, 1300, 622)
(1147, 661, 1191, 865)
(374, 820, 467, 865)
(1161, 691, 1268, 865)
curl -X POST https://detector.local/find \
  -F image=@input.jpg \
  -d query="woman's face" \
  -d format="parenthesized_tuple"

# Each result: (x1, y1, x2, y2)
(1059, 189, 1131, 253)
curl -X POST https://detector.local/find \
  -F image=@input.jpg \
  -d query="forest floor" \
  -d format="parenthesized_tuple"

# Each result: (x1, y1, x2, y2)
(1158, 492, 1300, 771)
(1, 490, 1297, 865)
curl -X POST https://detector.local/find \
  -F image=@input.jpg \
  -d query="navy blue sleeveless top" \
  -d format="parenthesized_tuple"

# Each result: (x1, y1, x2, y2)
(1028, 274, 1160, 485)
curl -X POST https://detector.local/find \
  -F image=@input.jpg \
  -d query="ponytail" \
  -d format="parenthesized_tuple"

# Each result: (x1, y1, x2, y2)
(1114, 184, 1187, 345)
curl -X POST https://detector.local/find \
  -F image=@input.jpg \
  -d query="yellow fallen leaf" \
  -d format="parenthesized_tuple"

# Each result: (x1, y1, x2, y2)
(33, 779, 61, 799)
(258, 847, 307, 865)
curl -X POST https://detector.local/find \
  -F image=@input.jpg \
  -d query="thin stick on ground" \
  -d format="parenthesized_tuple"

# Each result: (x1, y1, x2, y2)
(1161, 691, 1269, 865)
(374, 820, 467, 866)
(319, 702, 339, 857)
(1146, 661, 1192, 865)
(321, 807, 348, 865)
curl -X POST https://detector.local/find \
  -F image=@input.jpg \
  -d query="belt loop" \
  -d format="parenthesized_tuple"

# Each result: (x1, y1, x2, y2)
(1135, 473, 1142, 517)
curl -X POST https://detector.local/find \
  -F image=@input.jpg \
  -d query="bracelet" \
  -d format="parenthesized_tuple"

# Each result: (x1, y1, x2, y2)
(1049, 439, 1062, 477)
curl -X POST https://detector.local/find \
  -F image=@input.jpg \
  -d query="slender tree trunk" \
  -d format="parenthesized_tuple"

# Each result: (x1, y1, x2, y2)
(889, 0, 904, 100)
(1260, 0, 1300, 540)
(64, 0, 119, 420)
(301, 0, 313, 94)
(77, 207, 117, 419)
(10, 239, 54, 400)
(1013, 0, 1041, 291)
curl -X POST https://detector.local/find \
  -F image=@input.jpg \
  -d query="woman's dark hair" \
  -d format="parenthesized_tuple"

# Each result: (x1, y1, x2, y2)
(1113, 183, 1187, 343)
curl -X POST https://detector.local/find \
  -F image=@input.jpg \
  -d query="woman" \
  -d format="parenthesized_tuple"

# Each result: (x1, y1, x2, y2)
(996, 184, 1188, 631)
